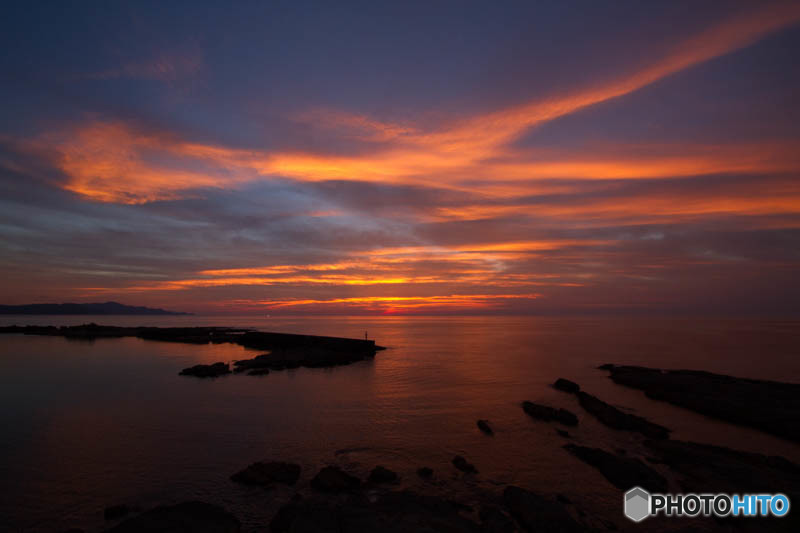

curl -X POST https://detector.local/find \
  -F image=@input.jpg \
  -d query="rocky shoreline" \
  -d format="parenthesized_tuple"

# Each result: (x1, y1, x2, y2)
(599, 364, 800, 443)
(85, 365, 800, 532)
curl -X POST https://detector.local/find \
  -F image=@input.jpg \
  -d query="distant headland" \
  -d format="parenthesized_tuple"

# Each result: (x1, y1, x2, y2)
(0, 302, 192, 315)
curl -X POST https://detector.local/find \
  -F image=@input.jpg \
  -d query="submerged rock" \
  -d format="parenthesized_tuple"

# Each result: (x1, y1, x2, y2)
(576, 391, 669, 439)
(416, 466, 433, 479)
(105, 501, 240, 532)
(231, 461, 301, 487)
(602, 364, 800, 443)
(521, 401, 578, 426)
(563, 444, 668, 492)
(310, 466, 361, 492)
(179, 362, 231, 378)
(452, 455, 478, 474)
(476, 419, 494, 435)
(553, 378, 580, 393)
(368, 465, 398, 484)
(503, 486, 582, 532)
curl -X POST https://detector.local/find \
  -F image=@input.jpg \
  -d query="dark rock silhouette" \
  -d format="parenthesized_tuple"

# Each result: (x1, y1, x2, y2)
(477, 419, 494, 435)
(479, 505, 516, 533)
(645, 439, 800, 532)
(556, 429, 571, 438)
(310, 466, 361, 492)
(246, 368, 271, 376)
(553, 378, 580, 393)
(271, 490, 480, 532)
(503, 486, 582, 532)
(576, 391, 669, 439)
(179, 362, 231, 378)
(368, 465, 398, 484)
(0, 325, 384, 371)
(231, 461, 301, 487)
(645, 439, 800, 494)
(563, 444, 668, 492)
(416, 466, 433, 479)
(104, 501, 240, 532)
(521, 401, 578, 426)
(452, 455, 478, 474)
(103, 504, 130, 521)
(601, 364, 800, 443)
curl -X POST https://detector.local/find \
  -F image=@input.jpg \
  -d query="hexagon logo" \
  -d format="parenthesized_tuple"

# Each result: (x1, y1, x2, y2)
(625, 487, 651, 522)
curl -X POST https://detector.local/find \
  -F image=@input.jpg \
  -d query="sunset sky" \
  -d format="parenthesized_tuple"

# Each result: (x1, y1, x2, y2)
(1, 1, 799, 315)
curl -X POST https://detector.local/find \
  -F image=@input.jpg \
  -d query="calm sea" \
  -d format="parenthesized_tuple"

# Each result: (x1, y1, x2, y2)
(1, 315, 798, 532)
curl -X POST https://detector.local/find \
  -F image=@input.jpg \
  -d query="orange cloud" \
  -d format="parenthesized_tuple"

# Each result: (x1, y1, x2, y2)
(47, 4, 800, 204)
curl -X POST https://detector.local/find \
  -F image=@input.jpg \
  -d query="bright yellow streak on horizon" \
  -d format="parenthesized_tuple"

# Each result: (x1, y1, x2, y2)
(256, 293, 544, 312)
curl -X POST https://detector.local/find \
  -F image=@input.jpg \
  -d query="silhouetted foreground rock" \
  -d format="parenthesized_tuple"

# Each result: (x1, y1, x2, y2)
(416, 466, 433, 479)
(645, 439, 800, 532)
(105, 501, 240, 532)
(0, 324, 384, 371)
(479, 505, 516, 533)
(563, 444, 668, 492)
(645, 439, 800, 494)
(270, 491, 480, 532)
(576, 391, 669, 439)
(521, 401, 578, 426)
(601, 364, 800, 443)
(103, 504, 130, 521)
(553, 378, 580, 393)
(476, 419, 494, 435)
(503, 486, 582, 532)
(231, 461, 301, 487)
(311, 466, 361, 492)
(368, 465, 398, 484)
(452, 455, 478, 473)
(179, 362, 231, 377)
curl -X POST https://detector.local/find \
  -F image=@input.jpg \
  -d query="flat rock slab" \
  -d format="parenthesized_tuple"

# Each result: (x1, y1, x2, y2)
(521, 401, 578, 426)
(563, 444, 668, 492)
(601, 364, 800, 443)
(105, 501, 240, 533)
(231, 461, 301, 487)
(576, 391, 669, 439)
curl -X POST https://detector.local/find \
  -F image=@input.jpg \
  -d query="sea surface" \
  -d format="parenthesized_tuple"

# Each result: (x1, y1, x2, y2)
(0, 315, 798, 532)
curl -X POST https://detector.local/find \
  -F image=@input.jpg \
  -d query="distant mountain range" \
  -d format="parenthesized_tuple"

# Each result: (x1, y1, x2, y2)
(0, 302, 191, 315)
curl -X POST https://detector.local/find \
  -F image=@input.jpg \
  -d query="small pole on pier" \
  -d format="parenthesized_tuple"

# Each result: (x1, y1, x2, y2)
(365, 331, 368, 340)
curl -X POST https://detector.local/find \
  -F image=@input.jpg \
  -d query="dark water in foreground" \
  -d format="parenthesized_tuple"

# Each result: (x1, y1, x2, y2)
(0, 316, 798, 532)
